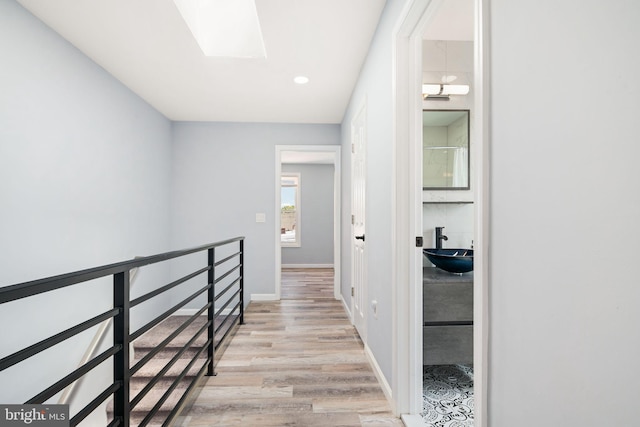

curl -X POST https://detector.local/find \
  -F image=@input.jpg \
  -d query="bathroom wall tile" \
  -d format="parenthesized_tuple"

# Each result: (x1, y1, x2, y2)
(445, 232, 473, 249)
(422, 203, 474, 266)
(444, 205, 474, 233)
(422, 204, 474, 245)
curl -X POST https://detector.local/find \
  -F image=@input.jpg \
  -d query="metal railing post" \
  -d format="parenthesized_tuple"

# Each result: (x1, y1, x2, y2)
(113, 271, 131, 427)
(207, 248, 215, 376)
(239, 239, 244, 325)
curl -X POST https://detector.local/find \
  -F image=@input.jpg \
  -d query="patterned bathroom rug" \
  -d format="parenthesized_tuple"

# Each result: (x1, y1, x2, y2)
(422, 364, 474, 427)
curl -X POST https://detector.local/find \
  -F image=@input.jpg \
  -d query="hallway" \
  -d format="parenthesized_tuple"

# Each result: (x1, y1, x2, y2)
(178, 268, 402, 426)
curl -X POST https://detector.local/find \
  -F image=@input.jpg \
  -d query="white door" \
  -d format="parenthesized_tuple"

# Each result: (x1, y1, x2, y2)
(351, 104, 367, 338)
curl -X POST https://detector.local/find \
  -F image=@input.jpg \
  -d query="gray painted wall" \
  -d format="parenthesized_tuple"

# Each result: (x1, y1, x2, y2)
(340, 0, 407, 385)
(0, 0, 172, 413)
(488, 1, 640, 425)
(281, 163, 334, 265)
(170, 122, 340, 305)
(347, 0, 640, 423)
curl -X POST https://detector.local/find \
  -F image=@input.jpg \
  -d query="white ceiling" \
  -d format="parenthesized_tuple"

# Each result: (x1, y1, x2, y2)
(422, 0, 474, 41)
(17, 0, 386, 124)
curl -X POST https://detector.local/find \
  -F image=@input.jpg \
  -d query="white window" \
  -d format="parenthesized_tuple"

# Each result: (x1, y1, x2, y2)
(281, 173, 300, 247)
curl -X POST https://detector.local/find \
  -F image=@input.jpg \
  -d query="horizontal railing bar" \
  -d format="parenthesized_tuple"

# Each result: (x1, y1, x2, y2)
(213, 277, 241, 303)
(130, 320, 210, 410)
(130, 283, 210, 342)
(130, 303, 210, 376)
(27, 345, 122, 404)
(215, 313, 241, 352)
(162, 358, 209, 427)
(213, 251, 240, 267)
(213, 264, 241, 285)
(70, 381, 121, 427)
(0, 237, 244, 304)
(138, 340, 210, 427)
(215, 317, 240, 352)
(217, 301, 240, 328)
(214, 289, 241, 321)
(130, 266, 210, 308)
(214, 303, 241, 343)
(0, 236, 245, 427)
(0, 308, 120, 372)
(58, 264, 139, 406)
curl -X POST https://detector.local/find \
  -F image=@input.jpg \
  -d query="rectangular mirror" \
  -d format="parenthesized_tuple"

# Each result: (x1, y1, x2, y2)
(423, 110, 470, 190)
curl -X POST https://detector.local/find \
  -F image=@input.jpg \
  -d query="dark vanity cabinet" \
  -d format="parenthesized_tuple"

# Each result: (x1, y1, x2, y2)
(423, 267, 473, 365)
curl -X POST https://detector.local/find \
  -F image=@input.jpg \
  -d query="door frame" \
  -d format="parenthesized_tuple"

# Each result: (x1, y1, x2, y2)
(274, 145, 342, 300)
(391, 0, 490, 425)
(350, 100, 367, 338)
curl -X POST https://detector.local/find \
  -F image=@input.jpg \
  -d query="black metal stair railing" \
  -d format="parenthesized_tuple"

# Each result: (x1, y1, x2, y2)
(0, 236, 245, 427)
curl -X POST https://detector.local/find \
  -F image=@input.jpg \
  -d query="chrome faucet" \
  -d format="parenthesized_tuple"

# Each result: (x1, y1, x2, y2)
(435, 227, 448, 249)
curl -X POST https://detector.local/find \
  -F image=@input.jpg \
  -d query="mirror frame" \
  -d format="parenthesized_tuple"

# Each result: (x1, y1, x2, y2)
(422, 109, 471, 191)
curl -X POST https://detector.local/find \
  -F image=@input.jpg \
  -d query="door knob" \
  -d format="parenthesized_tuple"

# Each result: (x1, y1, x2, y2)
(355, 234, 365, 241)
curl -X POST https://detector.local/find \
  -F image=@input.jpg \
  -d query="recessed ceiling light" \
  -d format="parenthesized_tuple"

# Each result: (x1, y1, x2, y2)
(294, 76, 309, 85)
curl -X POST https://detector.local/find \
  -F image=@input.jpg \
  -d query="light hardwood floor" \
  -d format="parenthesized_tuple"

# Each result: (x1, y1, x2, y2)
(179, 268, 402, 426)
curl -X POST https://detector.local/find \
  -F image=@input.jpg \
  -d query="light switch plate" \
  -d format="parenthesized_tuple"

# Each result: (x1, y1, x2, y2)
(256, 213, 266, 223)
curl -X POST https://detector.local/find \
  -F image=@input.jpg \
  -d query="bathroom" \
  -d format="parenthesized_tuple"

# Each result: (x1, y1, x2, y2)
(420, 16, 475, 426)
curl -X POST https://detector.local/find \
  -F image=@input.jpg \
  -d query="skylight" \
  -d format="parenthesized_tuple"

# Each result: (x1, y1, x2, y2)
(173, 0, 266, 58)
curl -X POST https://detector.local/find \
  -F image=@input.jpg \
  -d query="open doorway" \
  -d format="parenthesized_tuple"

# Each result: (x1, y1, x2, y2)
(274, 145, 341, 300)
(393, 0, 488, 426)
(420, 4, 475, 425)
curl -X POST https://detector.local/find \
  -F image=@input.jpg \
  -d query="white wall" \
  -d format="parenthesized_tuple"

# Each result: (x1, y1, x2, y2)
(281, 163, 334, 266)
(489, 1, 640, 425)
(0, 0, 172, 416)
(170, 122, 339, 304)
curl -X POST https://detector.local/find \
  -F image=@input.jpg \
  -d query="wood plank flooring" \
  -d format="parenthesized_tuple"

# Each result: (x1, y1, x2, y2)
(179, 268, 402, 427)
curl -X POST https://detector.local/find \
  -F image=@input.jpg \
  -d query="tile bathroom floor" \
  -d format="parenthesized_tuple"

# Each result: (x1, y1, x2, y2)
(422, 365, 474, 427)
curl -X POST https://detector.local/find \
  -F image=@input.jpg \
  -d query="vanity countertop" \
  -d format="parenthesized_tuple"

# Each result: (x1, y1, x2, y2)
(423, 267, 473, 284)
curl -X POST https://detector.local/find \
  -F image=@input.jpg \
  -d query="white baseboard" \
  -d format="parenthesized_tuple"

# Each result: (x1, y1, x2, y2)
(364, 343, 393, 405)
(341, 295, 353, 323)
(400, 414, 424, 427)
(281, 264, 334, 269)
(251, 293, 279, 301)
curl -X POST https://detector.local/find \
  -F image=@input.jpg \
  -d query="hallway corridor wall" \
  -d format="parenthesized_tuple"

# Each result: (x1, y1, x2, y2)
(170, 122, 340, 304)
(488, 1, 640, 425)
(0, 0, 173, 407)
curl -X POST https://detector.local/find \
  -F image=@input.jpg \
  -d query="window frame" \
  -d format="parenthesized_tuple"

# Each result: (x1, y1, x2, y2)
(280, 173, 301, 247)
